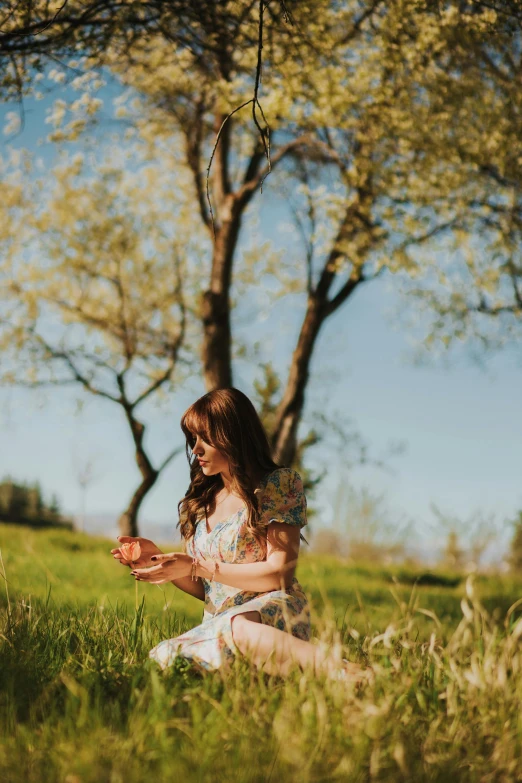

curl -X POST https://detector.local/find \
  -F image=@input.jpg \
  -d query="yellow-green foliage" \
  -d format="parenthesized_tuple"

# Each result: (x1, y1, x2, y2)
(2, 1, 519, 397)
(1, 522, 519, 636)
(1, 523, 522, 782)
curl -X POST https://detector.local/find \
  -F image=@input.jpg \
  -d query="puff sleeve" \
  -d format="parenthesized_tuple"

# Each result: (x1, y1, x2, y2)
(257, 468, 308, 529)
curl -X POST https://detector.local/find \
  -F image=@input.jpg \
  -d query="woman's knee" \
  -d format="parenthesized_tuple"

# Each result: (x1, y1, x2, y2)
(231, 611, 261, 649)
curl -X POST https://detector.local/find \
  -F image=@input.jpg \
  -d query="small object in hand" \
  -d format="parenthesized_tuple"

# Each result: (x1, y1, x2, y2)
(119, 541, 141, 563)
(191, 557, 199, 581)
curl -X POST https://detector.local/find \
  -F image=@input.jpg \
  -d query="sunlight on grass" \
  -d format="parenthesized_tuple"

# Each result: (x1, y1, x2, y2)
(1, 523, 522, 781)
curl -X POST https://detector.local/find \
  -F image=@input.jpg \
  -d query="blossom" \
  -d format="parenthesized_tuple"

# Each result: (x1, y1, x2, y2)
(119, 541, 141, 563)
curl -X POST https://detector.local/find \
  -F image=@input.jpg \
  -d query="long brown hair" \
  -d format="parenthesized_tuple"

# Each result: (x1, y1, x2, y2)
(177, 388, 280, 547)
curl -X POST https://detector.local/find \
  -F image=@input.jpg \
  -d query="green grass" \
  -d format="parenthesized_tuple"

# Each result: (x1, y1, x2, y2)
(1, 522, 522, 782)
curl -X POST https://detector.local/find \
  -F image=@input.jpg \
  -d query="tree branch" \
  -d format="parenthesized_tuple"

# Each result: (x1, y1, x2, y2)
(472, 299, 522, 316)
(25, 327, 121, 403)
(236, 133, 314, 206)
(7, 0, 71, 37)
(129, 251, 187, 408)
(325, 268, 378, 317)
(184, 95, 211, 229)
(157, 445, 184, 473)
(399, 218, 459, 250)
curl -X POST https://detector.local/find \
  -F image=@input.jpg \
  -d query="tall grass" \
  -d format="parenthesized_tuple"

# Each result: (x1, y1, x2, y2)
(1, 523, 522, 782)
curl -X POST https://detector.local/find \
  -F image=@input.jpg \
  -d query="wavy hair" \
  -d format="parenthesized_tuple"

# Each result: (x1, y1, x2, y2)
(177, 388, 280, 549)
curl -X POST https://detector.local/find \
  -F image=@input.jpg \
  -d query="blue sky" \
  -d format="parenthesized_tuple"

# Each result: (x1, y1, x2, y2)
(1, 79, 521, 562)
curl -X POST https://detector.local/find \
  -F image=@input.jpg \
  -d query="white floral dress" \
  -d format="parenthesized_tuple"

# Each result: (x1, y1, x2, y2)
(149, 468, 311, 672)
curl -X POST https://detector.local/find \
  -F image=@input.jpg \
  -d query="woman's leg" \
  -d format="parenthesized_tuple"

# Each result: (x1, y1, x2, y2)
(230, 611, 368, 681)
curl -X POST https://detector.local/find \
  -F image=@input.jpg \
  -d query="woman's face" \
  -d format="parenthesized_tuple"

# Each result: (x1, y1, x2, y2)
(191, 433, 229, 476)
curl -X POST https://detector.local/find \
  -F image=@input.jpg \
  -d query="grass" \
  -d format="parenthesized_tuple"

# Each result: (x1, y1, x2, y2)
(1, 522, 522, 782)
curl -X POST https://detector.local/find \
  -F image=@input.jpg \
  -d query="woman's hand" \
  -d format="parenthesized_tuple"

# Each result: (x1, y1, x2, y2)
(110, 536, 163, 569)
(131, 552, 193, 584)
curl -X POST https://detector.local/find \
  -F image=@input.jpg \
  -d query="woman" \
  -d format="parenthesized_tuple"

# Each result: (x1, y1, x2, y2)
(111, 388, 371, 683)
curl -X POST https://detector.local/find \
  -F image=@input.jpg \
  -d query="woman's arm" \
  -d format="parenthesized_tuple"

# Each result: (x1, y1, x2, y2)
(112, 537, 202, 599)
(197, 522, 301, 592)
(170, 574, 205, 601)
(118, 543, 205, 600)
(132, 523, 302, 593)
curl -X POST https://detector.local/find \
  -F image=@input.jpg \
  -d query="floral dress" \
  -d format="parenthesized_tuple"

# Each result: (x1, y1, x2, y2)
(148, 468, 311, 672)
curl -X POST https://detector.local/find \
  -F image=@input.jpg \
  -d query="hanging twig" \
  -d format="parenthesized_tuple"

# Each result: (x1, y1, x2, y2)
(205, 98, 256, 239)
(4, 0, 292, 240)
(5, 0, 70, 36)
(205, 0, 293, 238)
(252, 0, 271, 190)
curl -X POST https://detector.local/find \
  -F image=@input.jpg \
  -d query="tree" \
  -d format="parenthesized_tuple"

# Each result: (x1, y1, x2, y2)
(442, 530, 466, 572)
(431, 503, 497, 572)
(74, 0, 490, 468)
(0, 476, 73, 528)
(313, 481, 414, 564)
(391, 8, 522, 361)
(0, 149, 201, 535)
(2, 0, 518, 535)
(2, 2, 521, 73)
(0, 0, 297, 181)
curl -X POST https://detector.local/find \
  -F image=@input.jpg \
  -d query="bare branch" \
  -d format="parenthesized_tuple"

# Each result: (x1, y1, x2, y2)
(129, 251, 187, 408)
(251, 0, 271, 191)
(24, 326, 121, 403)
(338, 0, 385, 45)
(237, 134, 315, 205)
(205, 98, 253, 237)
(241, 139, 266, 187)
(507, 260, 522, 309)
(399, 218, 459, 250)
(184, 96, 211, 229)
(204, 0, 295, 234)
(157, 445, 184, 473)
(3, 0, 70, 37)
(287, 157, 317, 293)
(472, 298, 522, 317)
(325, 267, 380, 317)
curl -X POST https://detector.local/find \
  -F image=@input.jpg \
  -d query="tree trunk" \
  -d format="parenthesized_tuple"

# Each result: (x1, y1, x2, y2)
(271, 173, 374, 466)
(117, 469, 159, 537)
(117, 408, 159, 536)
(271, 295, 325, 465)
(201, 193, 243, 390)
(199, 115, 311, 392)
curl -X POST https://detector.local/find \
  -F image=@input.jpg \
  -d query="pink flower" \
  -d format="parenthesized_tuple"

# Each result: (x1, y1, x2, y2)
(119, 541, 141, 563)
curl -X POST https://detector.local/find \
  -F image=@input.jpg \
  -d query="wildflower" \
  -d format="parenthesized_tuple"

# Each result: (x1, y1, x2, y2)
(119, 541, 141, 563)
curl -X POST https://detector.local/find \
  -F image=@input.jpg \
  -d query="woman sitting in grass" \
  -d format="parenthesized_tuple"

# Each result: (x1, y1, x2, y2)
(111, 387, 372, 684)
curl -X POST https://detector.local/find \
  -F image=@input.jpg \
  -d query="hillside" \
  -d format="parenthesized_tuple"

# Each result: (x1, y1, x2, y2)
(1, 522, 521, 639)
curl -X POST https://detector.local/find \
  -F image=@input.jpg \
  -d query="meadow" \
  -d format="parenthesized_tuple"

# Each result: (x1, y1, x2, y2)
(1, 521, 522, 782)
